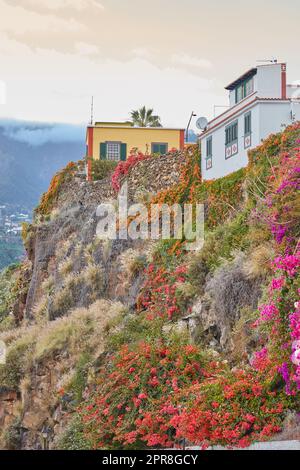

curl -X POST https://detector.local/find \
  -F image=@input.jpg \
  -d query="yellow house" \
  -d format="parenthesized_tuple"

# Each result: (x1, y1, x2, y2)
(86, 121, 185, 180)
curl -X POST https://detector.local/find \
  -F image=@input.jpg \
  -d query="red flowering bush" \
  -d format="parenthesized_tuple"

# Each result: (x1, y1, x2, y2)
(79, 338, 291, 449)
(111, 149, 151, 192)
(172, 368, 289, 449)
(137, 263, 188, 320)
(79, 339, 207, 449)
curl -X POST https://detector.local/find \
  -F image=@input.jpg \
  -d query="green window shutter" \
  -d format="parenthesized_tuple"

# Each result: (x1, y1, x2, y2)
(100, 142, 107, 160)
(206, 137, 212, 158)
(244, 112, 251, 135)
(120, 143, 127, 161)
(152, 143, 159, 153)
(159, 144, 167, 154)
(152, 143, 167, 154)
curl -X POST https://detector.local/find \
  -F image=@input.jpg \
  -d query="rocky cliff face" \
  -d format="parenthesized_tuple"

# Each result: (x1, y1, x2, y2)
(24, 152, 185, 321)
(0, 151, 195, 449)
(0, 148, 271, 449)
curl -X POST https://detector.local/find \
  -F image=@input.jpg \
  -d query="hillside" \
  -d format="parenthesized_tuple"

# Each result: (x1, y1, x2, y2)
(0, 124, 299, 450)
(0, 120, 85, 270)
(0, 120, 85, 209)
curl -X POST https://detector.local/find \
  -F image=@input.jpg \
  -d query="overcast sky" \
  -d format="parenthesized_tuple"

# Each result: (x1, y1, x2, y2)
(0, 0, 299, 129)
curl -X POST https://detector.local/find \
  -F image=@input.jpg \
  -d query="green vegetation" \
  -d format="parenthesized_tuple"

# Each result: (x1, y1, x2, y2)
(90, 159, 117, 181)
(56, 416, 91, 450)
(1, 418, 21, 450)
(0, 332, 36, 388)
(0, 299, 125, 390)
(0, 240, 24, 271)
(0, 264, 19, 322)
(68, 352, 92, 403)
(0, 262, 30, 328)
(130, 106, 162, 127)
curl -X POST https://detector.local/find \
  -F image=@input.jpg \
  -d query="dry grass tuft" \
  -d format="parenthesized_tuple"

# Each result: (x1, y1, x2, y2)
(58, 258, 74, 277)
(243, 243, 274, 278)
(0, 299, 126, 388)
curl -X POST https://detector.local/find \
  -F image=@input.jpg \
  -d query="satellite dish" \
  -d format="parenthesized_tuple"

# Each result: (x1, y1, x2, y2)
(196, 117, 208, 130)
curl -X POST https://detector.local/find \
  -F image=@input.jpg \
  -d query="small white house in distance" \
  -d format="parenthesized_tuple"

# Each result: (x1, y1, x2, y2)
(200, 63, 300, 180)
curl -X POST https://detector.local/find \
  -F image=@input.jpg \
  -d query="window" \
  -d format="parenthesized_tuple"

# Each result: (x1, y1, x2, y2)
(206, 136, 212, 157)
(225, 121, 238, 145)
(245, 78, 254, 96)
(225, 121, 238, 158)
(235, 77, 254, 104)
(236, 86, 243, 103)
(107, 142, 121, 161)
(100, 142, 127, 161)
(151, 143, 168, 154)
(206, 136, 212, 170)
(244, 112, 251, 136)
(244, 112, 252, 149)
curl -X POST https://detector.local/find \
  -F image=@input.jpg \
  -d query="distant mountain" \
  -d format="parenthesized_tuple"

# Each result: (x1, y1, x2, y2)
(185, 129, 199, 143)
(0, 119, 86, 210)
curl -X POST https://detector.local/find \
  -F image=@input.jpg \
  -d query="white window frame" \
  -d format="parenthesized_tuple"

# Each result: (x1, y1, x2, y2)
(106, 141, 121, 161)
(206, 136, 213, 170)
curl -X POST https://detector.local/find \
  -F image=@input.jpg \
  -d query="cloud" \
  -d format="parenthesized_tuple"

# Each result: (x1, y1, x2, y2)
(75, 41, 99, 56)
(0, 81, 6, 105)
(131, 48, 153, 60)
(171, 54, 212, 69)
(0, 0, 85, 34)
(1, 120, 85, 146)
(0, 27, 222, 126)
(3, 0, 104, 12)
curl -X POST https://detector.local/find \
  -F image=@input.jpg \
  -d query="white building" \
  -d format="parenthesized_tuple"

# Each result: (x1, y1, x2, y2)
(200, 63, 300, 180)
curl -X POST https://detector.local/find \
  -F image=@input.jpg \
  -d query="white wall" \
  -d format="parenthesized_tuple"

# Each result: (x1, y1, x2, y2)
(287, 85, 300, 99)
(292, 102, 300, 121)
(256, 64, 282, 99)
(201, 105, 260, 180)
(200, 63, 298, 181)
(259, 102, 293, 139)
(201, 101, 299, 181)
(206, 92, 257, 133)
(229, 90, 235, 107)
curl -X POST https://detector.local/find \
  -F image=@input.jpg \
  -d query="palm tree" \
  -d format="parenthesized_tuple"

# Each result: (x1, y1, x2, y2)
(130, 106, 162, 127)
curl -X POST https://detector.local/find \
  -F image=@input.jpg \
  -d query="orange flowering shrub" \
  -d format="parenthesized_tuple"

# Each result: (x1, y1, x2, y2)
(152, 145, 245, 228)
(37, 161, 77, 216)
(151, 145, 201, 206)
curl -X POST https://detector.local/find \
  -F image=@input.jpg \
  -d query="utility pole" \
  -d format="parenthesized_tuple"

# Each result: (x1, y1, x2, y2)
(90, 96, 94, 125)
(186, 111, 197, 143)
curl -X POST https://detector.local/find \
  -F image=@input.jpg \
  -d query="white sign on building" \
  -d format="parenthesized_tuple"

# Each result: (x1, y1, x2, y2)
(199, 63, 300, 180)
